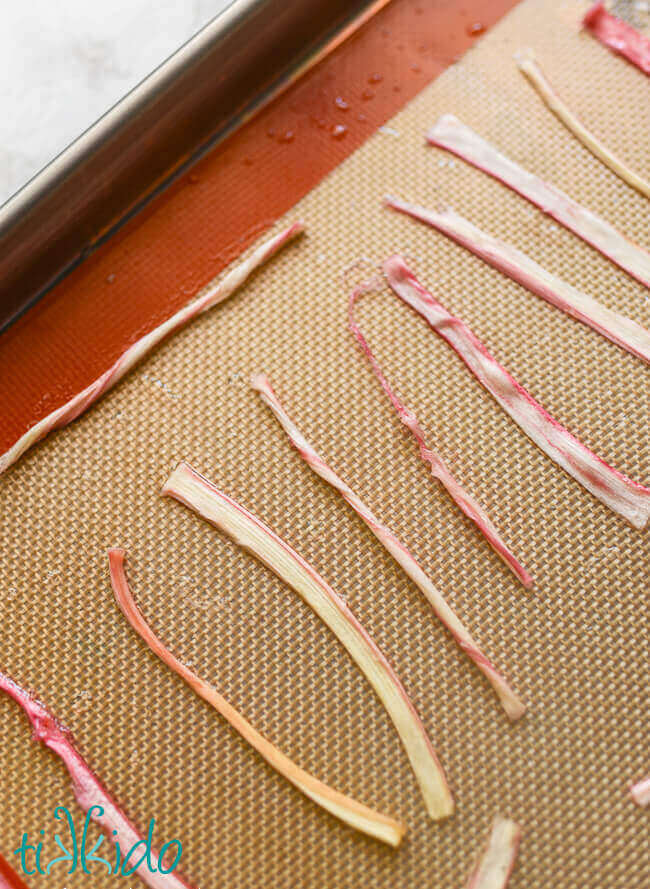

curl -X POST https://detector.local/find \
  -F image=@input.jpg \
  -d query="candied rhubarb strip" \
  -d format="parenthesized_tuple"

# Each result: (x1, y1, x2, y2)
(466, 816, 521, 889)
(583, 2, 650, 76)
(630, 775, 650, 807)
(348, 287, 534, 590)
(0, 222, 303, 477)
(0, 853, 30, 889)
(108, 549, 405, 846)
(385, 196, 650, 365)
(0, 671, 197, 889)
(162, 462, 454, 820)
(426, 115, 650, 288)
(252, 373, 526, 720)
(384, 255, 650, 529)
(516, 50, 650, 198)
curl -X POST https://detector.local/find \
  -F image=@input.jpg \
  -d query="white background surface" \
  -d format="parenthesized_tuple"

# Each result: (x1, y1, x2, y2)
(0, 0, 234, 203)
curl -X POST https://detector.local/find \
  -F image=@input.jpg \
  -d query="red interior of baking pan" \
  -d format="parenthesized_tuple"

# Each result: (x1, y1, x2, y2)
(0, 0, 518, 455)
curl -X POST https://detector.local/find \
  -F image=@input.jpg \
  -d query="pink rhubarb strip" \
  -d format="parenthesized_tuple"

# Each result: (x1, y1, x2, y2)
(0, 222, 304, 477)
(426, 115, 650, 288)
(0, 670, 197, 889)
(630, 775, 650, 806)
(384, 255, 650, 529)
(162, 462, 454, 820)
(108, 548, 405, 846)
(466, 816, 522, 889)
(348, 286, 534, 588)
(583, 2, 650, 76)
(385, 196, 650, 365)
(252, 373, 525, 720)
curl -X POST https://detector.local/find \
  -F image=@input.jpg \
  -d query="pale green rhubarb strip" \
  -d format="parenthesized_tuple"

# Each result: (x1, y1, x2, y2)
(251, 373, 525, 721)
(384, 255, 650, 529)
(0, 669, 198, 889)
(515, 49, 650, 199)
(348, 286, 534, 588)
(0, 222, 303, 477)
(108, 549, 405, 846)
(426, 114, 650, 288)
(466, 816, 522, 889)
(162, 462, 454, 821)
(385, 196, 650, 365)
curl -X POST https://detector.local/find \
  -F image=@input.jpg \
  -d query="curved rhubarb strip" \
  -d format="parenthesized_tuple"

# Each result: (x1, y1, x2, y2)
(466, 816, 521, 889)
(426, 115, 650, 288)
(0, 671, 197, 889)
(630, 775, 650, 807)
(162, 462, 454, 820)
(515, 50, 650, 198)
(347, 287, 534, 589)
(384, 255, 650, 529)
(252, 373, 526, 719)
(0, 222, 303, 477)
(385, 196, 650, 365)
(583, 2, 650, 76)
(0, 853, 30, 889)
(108, 549, 405, 846)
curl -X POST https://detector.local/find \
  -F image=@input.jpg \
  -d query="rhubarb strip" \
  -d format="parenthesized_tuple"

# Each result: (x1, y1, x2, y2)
(515, 50, 650, 197)
(0, 222, 303, 477)
(0, 670, 197, 889)
(348, 287, 534, 589)
(384, 255, 650, 529)
(252, 373, 526, 719)
(0, 854, 30, 889)
(583, 2, 650, 76)
(385, 196, 650, 365)
(426, 114, 650, 287)
(108, 549, 405, 845)
(630, 775, 650, 807)
(162, 462, 454, 820)
(466, 816, 521, 889)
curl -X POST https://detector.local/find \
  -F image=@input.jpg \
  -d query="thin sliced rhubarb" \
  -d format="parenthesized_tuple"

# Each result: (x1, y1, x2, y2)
(384, 255, 650, 529)
(108, 549, 405, 846)
(162, 462, 454, 820)
(0, 853, 30, 889)
(0, 670, 197, 889)
(348, 286, 534, 589)
(251, 373, 526, 720)
(426, 114, 650, 288)
(630, 775, 650, 807)
(583, 2, 650, 76)
(516, 49, 650, 198)
(466, 816, 521, 889)
(385, 196, 650, 365)
(0, 222, 303, 477)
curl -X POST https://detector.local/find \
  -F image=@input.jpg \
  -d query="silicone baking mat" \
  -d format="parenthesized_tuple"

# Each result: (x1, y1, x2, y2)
(0, 0, 648, 886)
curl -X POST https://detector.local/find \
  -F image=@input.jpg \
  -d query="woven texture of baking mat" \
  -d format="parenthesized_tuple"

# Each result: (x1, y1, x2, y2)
(0, 0, 648, 886)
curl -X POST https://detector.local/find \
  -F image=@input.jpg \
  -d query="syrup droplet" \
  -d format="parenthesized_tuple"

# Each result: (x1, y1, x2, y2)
(368, 72, 383, 84)
(466, 21, 486, 36)
(410, 63, 422, 73)
(106, 273, 116, 284)
(266, 127, 276, 138)
(279, 130, 295, 143)
(335, 96, 349, 110)
(331, 124, 348, 140)
(356, 113, 367, 122)
(361, 88, 375, 100)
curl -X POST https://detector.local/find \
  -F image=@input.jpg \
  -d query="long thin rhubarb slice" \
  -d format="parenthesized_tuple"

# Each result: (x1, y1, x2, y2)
(348, 287, 534, 589)
(0, 222, 303, 477)
(251, 373, 526, 719)
(516, 50, 650, 198)
(385, 196, 650, 365)
(108, 549, 405, 846)
(0, 671, 197, 889)
(0, 853, 30, 889)
(630, 775, 650, 807)
(162, 462, 454, 820)
(426, 114, 650, 287)
(583, 2, 650, 76)
(466, 816, 521, 889)
(384, 255, 650, 529)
